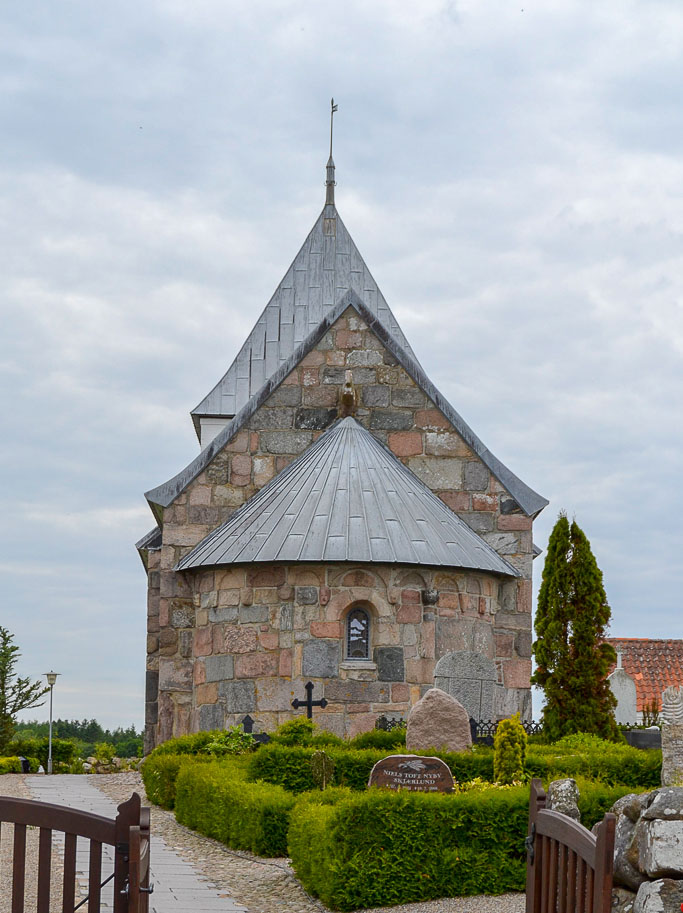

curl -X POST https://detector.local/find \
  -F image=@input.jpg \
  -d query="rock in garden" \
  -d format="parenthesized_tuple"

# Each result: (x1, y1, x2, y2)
(631, 816, 683, 879)
(610, 793, 653, 890)
(611, 886, 636, 913)
(405, 687, 471, 753)
(633, 878, 683, 913)
(547, 778, 581, 822)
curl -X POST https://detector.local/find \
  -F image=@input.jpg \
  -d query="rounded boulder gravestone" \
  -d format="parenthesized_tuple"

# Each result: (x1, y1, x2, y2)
(368, 755, 454, 792)
(406, 687, 472, 753)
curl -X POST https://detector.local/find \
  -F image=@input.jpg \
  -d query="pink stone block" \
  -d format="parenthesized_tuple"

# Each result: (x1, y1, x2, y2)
(388, 432, 423, 457)
(396, 604, 421, 624)
(259, 631, 279, 650)
(235, 652, 278, 678)
(223, 626, 258, 654)
(503, 659, 532, 689)
(391, 683, 411, 703)
(310, 621, 341, 639)
(279, 649, 292, 677)
(193, 627, 212, 657)
(193, 661, 206, 685)
(498, 514, 533, 531)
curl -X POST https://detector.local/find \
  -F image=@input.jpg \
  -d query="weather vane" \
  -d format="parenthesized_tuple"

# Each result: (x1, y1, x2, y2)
(329, 98, 338, 159)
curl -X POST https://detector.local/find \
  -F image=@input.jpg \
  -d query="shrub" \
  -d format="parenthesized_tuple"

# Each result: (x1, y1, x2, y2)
(200, 726, 255, 757)
(493, 714, 527, 784)
(175, 759, 296, 856)
(271, 717, 316, 745)
(0, 756, 40, 774)
(147, 730, 220, 757)
(289, 785, 530, 910)
(527, 738, 661, 788)
(141, 753, 213, 809)
(349, 729, 406, 751)
(9, 737, 76, 771)
(94, 742, 116, 764)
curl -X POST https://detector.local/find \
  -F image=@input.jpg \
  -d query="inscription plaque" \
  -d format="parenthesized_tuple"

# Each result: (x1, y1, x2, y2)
(368, 754, 454, 793)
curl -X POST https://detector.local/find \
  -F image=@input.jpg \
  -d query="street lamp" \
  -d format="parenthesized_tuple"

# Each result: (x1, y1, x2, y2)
(44, 672, 59, 774)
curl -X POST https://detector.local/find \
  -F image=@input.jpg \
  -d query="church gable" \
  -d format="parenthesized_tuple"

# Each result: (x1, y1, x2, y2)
(155, 301, 537, 584)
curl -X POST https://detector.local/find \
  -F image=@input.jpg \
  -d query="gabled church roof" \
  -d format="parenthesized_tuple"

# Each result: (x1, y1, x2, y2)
(145, 289, 548, 519)
(190, 164, 417, 437)
(175, 417, 520, 576)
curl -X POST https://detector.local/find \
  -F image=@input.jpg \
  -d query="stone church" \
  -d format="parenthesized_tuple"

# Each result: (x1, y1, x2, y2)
(137, 153, 548, 752)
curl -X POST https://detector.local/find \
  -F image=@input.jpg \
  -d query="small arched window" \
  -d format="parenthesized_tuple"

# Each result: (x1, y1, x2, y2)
(346, 606, 370, 660)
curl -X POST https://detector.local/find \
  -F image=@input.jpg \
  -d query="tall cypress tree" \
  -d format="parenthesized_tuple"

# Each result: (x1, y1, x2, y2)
(531, 514, 618, 741)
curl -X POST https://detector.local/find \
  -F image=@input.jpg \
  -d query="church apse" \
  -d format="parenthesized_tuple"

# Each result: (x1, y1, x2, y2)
(138, 158, 546, 751)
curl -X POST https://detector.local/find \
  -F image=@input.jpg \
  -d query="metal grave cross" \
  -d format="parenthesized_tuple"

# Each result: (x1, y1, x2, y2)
(291, 681, 328, 719)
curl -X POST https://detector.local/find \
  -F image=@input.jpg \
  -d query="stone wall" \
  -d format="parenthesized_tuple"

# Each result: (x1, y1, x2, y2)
(144, 306, 536, 749)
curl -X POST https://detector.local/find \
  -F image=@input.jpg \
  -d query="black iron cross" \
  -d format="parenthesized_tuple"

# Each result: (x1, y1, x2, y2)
(291, 681, 328, 719)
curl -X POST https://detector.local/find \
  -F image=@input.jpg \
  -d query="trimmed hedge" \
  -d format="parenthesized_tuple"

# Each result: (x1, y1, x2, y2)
(288, 786, 530, 909)
(9, 737, 76, 771)
(249, 741, 661, 793)
(0, 756, 40, 774)
(140, 753, 214, 809)
(174, 759, 296, 856)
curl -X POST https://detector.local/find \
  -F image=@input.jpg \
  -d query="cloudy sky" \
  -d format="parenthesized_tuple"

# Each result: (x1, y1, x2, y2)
(2, 1, 682, 729)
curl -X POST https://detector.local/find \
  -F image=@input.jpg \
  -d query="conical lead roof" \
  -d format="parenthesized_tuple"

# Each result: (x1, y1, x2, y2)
(190, 201, 417, 436)
(175, 417, 520, 575)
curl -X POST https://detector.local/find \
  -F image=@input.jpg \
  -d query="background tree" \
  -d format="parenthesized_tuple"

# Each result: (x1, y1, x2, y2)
(532, 513, 618, 741)
(0, 627, 49, 753)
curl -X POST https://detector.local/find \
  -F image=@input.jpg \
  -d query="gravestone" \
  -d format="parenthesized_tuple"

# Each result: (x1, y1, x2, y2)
(406, 687, 472, 753)
(660, 686, 683, 787)
(368, 755, 454, 792)
(608, 653, 638, 724)
(433, 651, 497, 721)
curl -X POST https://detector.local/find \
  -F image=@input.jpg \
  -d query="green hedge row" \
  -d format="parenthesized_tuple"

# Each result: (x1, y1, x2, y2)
(9, 737, 76, 771)
(289, 786, 529, 909)
(174, 759, 296, 857)
(0, 756, 41, 774)
(248, 742, 661, 792)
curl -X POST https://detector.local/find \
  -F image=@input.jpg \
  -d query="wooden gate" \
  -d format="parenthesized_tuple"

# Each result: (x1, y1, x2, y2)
(525, 779, 615, 913)
(0, 791, 151, 913)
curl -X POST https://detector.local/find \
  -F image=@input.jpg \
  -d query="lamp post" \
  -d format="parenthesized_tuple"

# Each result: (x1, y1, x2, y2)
(44, 671, 59, 774)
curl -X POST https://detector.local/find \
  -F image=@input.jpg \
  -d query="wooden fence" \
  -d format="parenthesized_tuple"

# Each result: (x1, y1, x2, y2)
(525, 778, 615, 913)
(0, 791, 151, 913)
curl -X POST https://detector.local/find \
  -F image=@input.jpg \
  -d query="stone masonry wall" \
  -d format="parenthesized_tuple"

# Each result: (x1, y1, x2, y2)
(144, 306, 535, 749)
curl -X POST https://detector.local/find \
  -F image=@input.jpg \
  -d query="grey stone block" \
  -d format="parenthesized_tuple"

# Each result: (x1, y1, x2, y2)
(322, 367, 346, 384)
(219, 680, 256, 713)
(171, 607, 194, 628)
(260, 431, 312, 453)
(145, 701, 158, 725)
(209, 605, 238, 623)
(178, 631, 193, 658)
(295, 407, 337, 430)
(391, 386, 425, 407)
(325, 679, 389, 702)
(145, 670, 159, 702)
(374, 646, 405, 682)
(248, 408, 294, 429)
(500, 496, 522, 515)
(280, 603, 293, 631)
(239, 604, 269, 623)
(435, 651, 497, 681)
(464, 461, 490, 491)
(482, 532, 520, 554)
(200, 592, 218, 609)
(369, 410, 413, 431)
(296, 586, 318, 605)
(205, 655, 235, 682)
(459, 512, 495, 533)
(199, 703, 225, 730)
(515, 631, 533, 657)
(346, 349, 382, 366)
(409, 457, 463, 489)
(267, 386, 302, 407)
(302, 639, 339, 678)
(362, 385, 390, 407)
(158, 658, 193, 692)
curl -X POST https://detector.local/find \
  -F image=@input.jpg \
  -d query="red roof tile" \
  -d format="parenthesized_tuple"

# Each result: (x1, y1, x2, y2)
(606, 639, 683, 712)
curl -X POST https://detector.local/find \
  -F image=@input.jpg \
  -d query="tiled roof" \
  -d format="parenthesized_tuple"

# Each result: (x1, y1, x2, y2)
(606, 638, 683, 712)
(175, 417, 520, 576)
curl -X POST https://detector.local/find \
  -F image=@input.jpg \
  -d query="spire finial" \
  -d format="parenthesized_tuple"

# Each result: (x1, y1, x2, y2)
(326, 98, 338, 206)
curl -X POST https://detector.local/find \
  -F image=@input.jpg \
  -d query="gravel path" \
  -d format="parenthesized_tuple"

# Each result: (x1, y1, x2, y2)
(91, 772, 525, 913)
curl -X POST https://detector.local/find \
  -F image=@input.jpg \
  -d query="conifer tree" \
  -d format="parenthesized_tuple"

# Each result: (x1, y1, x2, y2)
(0, 627, 48, 753)
(531, 514, 618, 741)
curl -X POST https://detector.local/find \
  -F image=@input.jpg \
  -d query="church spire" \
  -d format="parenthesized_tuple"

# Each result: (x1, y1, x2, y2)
(326, 98, 338, 206)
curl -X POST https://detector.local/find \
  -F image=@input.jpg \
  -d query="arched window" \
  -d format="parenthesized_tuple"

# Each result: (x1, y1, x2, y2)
(346, 606, 370, 660)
